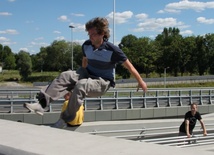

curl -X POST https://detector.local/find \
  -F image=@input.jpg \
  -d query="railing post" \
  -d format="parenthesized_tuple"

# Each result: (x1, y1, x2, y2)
(115, 91, 118, 109)
(10, 91, 14, 113)
(49, 103, 52, 112)
(179, 90, 183, 106)
(156, 90, 159, 107)
(100, 96, 103, 110)
(130, 91, 133, 109)
(199, 90, 203, 105)
(167, 90, 171, 107)
(143, 92, 147, 108)
(189, 90, 192, 105)
(209, 90, 212, 104)
(84, 100, 87, 111)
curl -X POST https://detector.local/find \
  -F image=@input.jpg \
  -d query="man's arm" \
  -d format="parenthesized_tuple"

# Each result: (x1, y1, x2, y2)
(82, 57, 88, 68)
(199, 119, 207, 136)
(185, 120, 191, 138)
(122, 59, 147, 92)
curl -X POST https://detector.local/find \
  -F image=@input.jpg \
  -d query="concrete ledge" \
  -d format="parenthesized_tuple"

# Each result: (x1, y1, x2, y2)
(1, 119, 214, 155)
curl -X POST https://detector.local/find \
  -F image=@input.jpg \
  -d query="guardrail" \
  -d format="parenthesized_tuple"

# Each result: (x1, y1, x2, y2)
(0, 88, 214, 113)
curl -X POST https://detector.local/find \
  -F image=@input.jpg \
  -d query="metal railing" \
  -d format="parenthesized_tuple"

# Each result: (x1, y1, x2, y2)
(0, 88, 214, 113)
(87, 124, 214, 147)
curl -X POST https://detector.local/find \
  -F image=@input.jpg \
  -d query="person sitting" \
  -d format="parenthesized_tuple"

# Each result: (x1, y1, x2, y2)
(179, 103, 207, 138)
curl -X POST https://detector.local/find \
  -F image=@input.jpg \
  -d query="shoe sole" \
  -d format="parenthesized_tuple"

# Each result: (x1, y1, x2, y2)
(23, 103, 44, 116)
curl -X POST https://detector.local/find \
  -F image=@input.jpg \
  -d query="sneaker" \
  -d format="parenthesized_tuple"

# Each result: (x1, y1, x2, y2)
(51, 118, 67, 129)
(24, 102, 44, 116)
(36, 93, 47, 108)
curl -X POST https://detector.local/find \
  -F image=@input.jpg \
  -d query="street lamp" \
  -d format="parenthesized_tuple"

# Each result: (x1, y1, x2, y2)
(164, 67, 170, 88)
(113, 0, 116, 81)
(69, 25, 75, 70)
(113, 0, 115, 45)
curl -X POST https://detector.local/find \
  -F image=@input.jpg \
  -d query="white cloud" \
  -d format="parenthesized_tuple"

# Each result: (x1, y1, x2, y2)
(19, 48, 29, 52)
(0, 29, 19, 34)
(180, 30, 193, 35)
(53, 31, 61, 34)
(57, 15, 69, 22)
(197, 17, 214, 24)
(157, 10, 165, 14)
(161, 0, 214, 13)
(34, 37, 44, 41)
(133, 17, 187, 32)
(0, 37, 16, 45)
(135, 13, 148, 21)
(30, 41, 49, 47)
(68, 23, 85, 32)
(55, 36, 65, 40)
(0, 12, 12, 16)
(0, 37, 9, 42)
(106, 11, 133, 24)
(71, 13, 84, 17)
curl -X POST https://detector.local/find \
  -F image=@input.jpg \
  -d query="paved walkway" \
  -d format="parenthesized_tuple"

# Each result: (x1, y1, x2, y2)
(0, 118, 214, 155)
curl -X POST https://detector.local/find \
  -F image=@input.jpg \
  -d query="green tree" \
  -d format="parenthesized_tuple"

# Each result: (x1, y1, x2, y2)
(182, 36, 197, 75)
(4, 53, 16, 69)
(0, 45, 16, 69)
(205, 34, 214, 74)
(115, 46, 131, 79)
(73, 44, 83, 69)
(155, 27, 182, 76)
(31, 47, 47, 72)
(195, 36, 209, 75)
(44, 40, 70, 71)
(17, 51, 32, 80)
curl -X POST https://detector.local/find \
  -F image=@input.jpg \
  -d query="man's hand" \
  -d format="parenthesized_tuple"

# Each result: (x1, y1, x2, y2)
(137, 80, 147, 92)
(187, 134, 191, 138)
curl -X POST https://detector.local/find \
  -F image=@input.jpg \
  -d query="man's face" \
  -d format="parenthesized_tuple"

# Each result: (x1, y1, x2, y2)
(64, 93, 70, 100)
(191, 104, 197, 115)
(88, 28, 103, 46)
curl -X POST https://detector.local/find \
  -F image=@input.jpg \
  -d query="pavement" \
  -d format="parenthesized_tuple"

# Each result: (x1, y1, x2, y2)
(1, 117, 214, 155)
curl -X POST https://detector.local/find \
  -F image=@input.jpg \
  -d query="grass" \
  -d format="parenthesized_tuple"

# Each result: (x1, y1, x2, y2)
(0, 70, 60, 86)
(1, 70, 214, 88)
(149, 82, 214, 88)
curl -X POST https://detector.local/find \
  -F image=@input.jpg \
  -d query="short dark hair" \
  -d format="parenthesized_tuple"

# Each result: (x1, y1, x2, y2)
(191, 102, 198, 108)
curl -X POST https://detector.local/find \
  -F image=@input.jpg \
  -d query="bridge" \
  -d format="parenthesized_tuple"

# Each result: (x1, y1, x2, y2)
(0, 115, 214, 155)
(0, 87, 214, 154)
(0, 88, 214, 124)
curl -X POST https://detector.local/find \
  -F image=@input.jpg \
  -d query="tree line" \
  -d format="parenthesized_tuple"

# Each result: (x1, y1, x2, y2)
(0, 27, 214, 80)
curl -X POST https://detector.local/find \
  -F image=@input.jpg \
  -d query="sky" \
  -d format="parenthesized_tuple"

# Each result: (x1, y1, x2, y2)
(0, 0, 214, 55)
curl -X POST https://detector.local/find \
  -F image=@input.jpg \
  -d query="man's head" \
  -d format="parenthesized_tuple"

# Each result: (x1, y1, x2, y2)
(190, 103, 198, 115)
(85, 17, 110, 41)
(64, 92, 71, 100)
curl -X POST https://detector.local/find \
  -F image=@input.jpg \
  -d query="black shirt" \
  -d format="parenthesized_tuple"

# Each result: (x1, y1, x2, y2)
(179, 111, 202, 134)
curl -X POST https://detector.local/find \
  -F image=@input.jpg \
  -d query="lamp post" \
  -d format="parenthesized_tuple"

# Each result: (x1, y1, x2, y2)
(69, 25, 75, 70)
(113, 0, 115, 45)
(164, 67, 169, 88)
(113, 0, 116, 81)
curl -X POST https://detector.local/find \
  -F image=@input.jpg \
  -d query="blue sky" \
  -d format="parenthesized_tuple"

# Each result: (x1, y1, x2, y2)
(1, 0, 214, 54)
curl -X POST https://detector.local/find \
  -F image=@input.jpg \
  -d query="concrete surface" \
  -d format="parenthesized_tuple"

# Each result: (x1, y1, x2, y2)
(0, 118, 214, 155)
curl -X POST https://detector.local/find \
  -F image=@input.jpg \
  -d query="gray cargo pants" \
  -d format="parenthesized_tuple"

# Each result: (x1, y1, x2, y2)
(40, 67, 111, 122)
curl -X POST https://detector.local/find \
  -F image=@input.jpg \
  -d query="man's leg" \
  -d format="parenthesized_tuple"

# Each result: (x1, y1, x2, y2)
(59, 78, 110, 125)
(52, 78, 110, 128)
(40, 70, 79, 105)
(24, 70, 81, 115)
